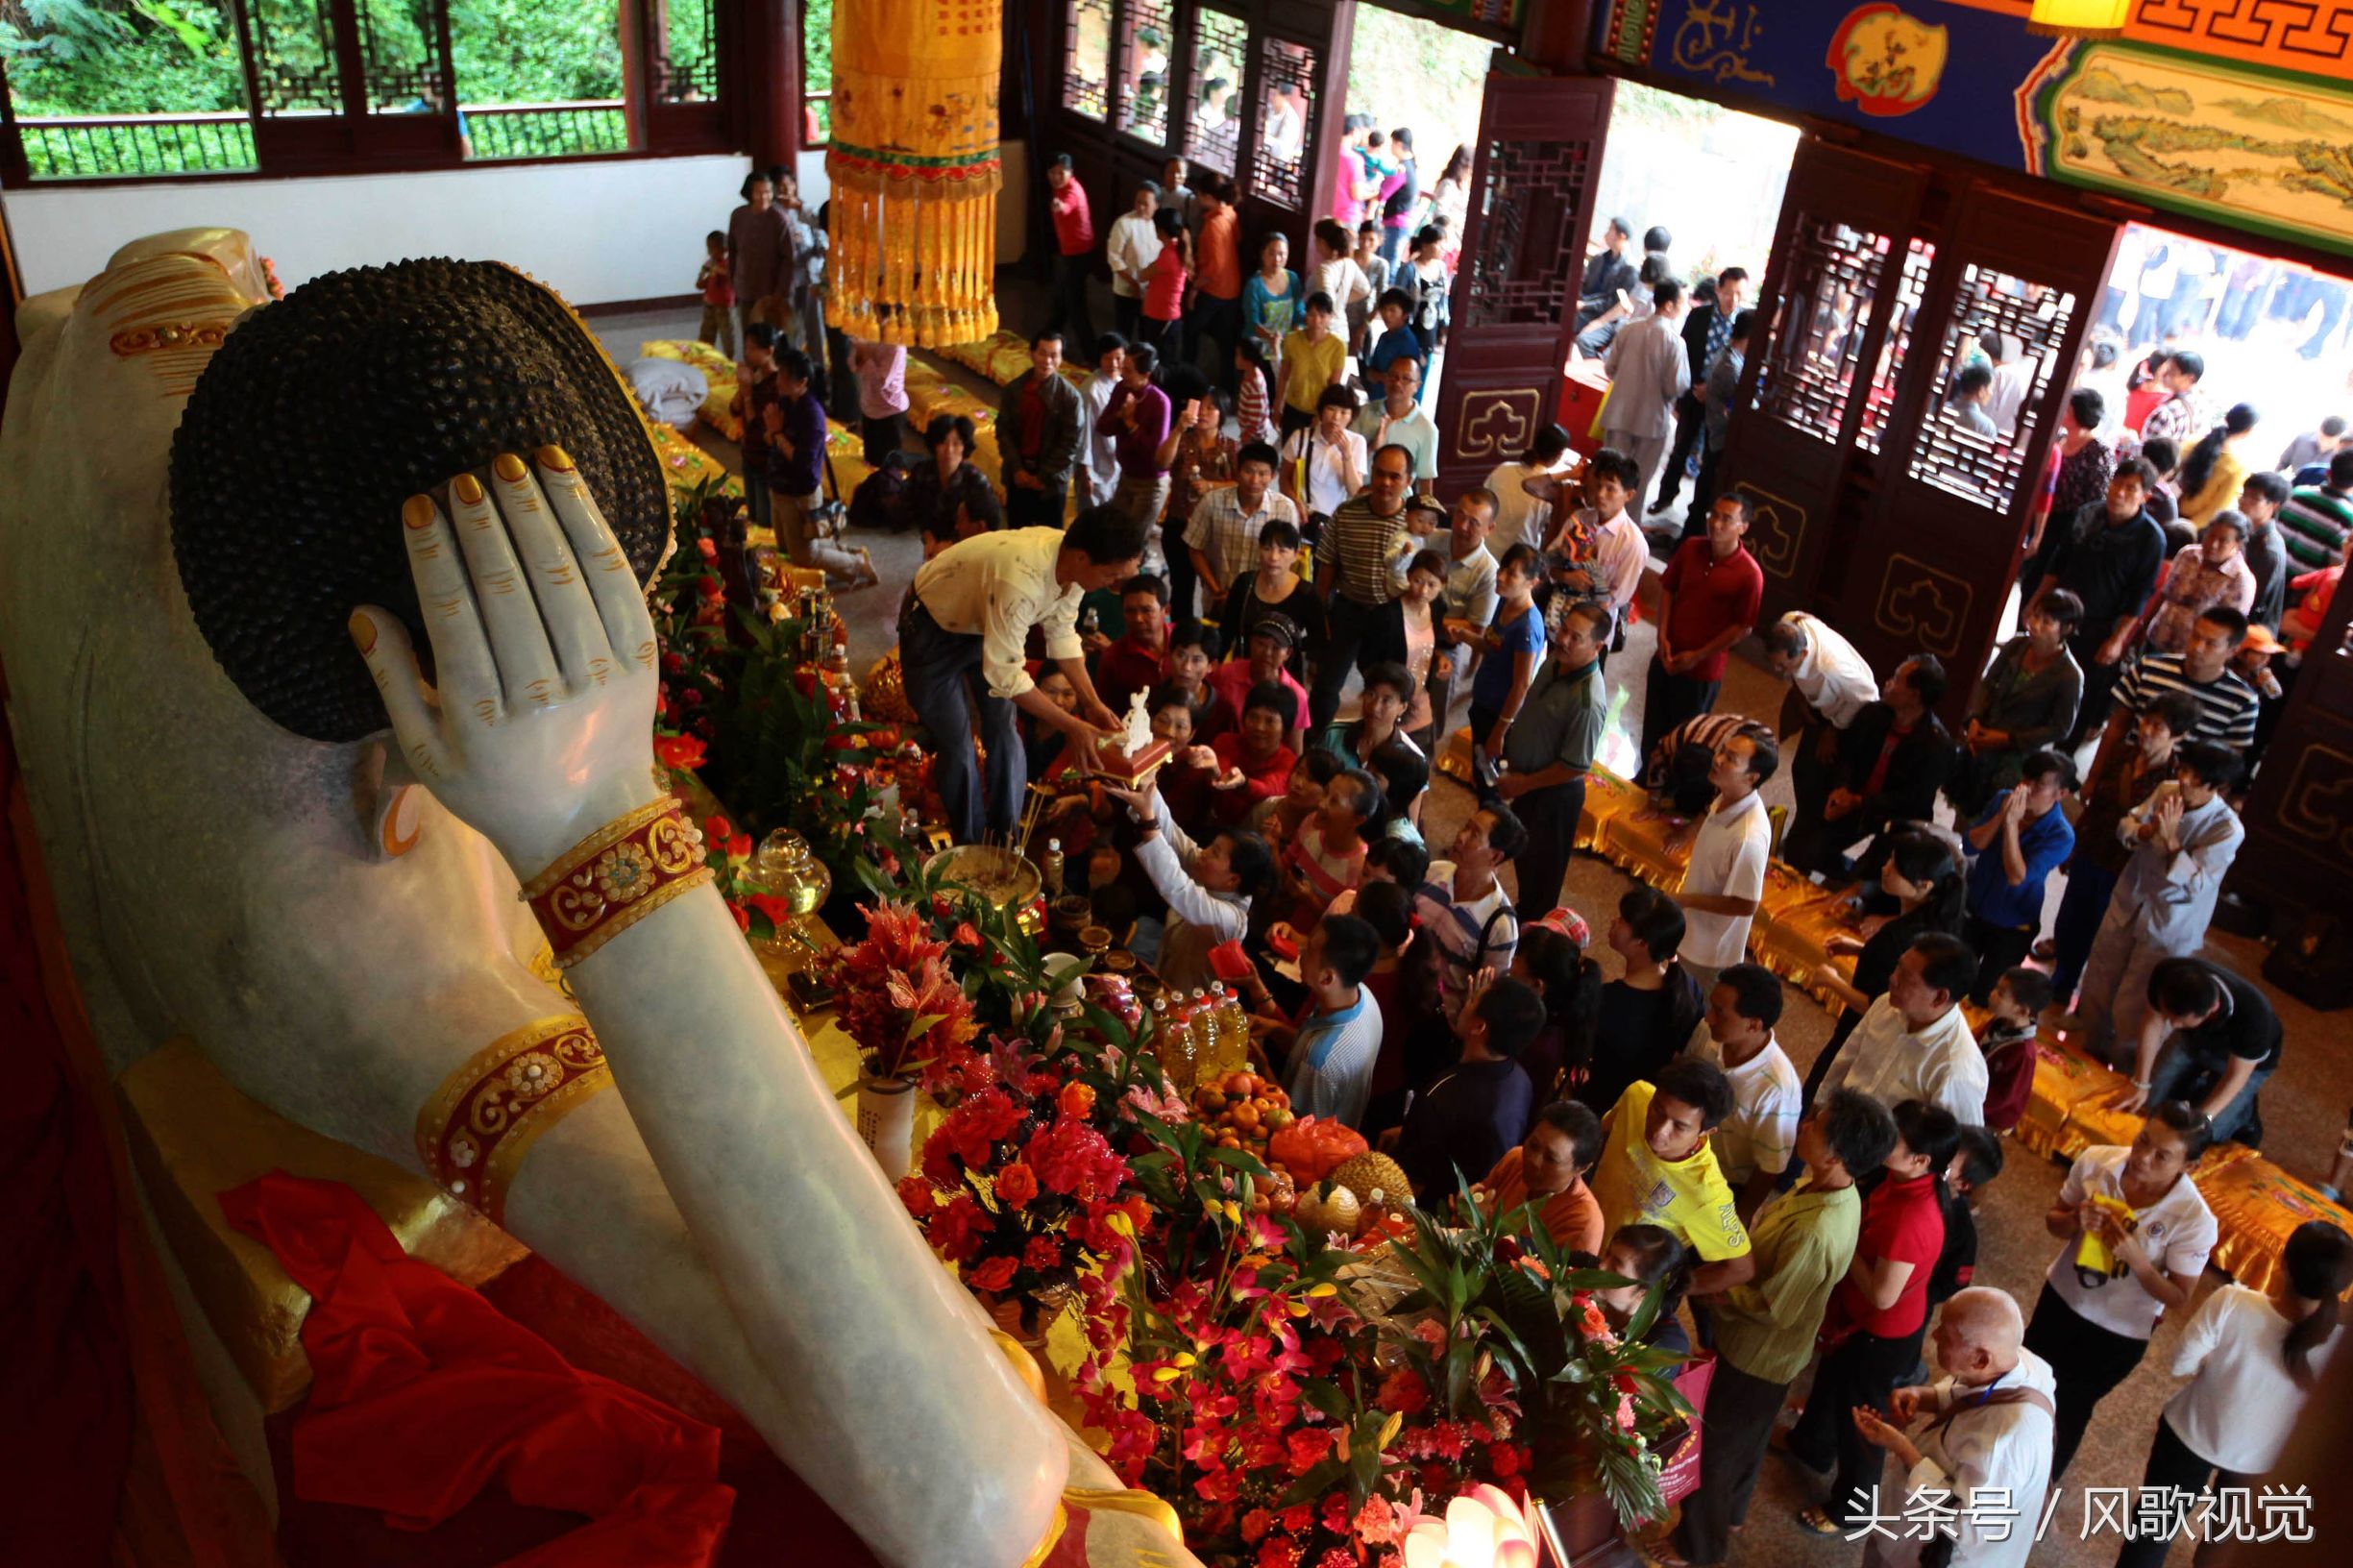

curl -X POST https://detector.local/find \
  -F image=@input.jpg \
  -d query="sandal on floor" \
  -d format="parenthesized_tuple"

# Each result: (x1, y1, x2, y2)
(1795, 1506, 1846, 1536)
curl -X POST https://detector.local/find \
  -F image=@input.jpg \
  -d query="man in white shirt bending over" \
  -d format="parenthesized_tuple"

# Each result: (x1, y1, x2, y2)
(1762, 611, 1879, 864)
(1820, 932, 1989, 1128)
(1668, 723, 1777, 994)
(1853, 1286, 2055, 1568)
(903, 506, 1141, 844)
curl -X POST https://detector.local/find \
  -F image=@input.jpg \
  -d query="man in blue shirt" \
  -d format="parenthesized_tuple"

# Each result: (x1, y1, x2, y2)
(1282, 914, 1385, 1128)
(1960, 747, 2076, 1004)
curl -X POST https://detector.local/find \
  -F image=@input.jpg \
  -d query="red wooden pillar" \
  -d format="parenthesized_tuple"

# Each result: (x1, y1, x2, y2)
(736, 0, 802, 171)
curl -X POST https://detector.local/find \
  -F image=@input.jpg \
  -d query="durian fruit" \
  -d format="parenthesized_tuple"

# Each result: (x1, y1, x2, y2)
(1327, 1151, 1412, 1209)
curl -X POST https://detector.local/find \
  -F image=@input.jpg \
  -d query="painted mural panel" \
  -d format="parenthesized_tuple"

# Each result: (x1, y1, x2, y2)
(1600, 0, 2353, 257)
(2023, 44, 2353, 257)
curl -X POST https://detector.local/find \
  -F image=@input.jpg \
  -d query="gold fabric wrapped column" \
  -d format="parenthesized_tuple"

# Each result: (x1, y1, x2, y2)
(826, 0, 1001, 346)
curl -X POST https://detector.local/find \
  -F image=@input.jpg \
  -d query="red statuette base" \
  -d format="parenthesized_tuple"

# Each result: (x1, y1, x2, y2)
(1088, 737, 1172, 790)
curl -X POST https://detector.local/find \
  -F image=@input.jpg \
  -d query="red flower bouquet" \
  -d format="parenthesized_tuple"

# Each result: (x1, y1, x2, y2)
(826, 899, 982, 1093)
(896, 1049, 1147, 1352)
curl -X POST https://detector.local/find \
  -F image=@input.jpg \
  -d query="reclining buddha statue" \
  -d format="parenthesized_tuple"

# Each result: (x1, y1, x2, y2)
(0, 229, 1187, 1568)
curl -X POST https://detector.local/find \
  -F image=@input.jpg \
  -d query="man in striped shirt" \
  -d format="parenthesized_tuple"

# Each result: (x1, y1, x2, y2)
(2085, 606, 2257, 799)
(1310, 442, 1415, 731)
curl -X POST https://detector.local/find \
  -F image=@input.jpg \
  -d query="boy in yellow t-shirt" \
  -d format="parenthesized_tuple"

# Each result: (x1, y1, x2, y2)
(1276, 291, 1349, 437)
(1591, 1061, 1755, 1292)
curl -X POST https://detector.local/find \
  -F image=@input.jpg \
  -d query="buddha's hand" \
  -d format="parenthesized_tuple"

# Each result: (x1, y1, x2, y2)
(349, 448, 666, 881)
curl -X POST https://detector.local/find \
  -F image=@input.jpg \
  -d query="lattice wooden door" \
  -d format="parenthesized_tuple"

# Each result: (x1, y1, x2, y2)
(1832, 182, 2118, 707)
(1713, 138, 1931, 625)
(1427, 73, 1615, 498)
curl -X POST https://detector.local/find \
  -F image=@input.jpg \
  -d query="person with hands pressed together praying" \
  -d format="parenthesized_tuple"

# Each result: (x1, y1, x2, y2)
(1392, 970, 1544, 1196)
(1849, 1288, 2056, 1568)
(902, 504, 1143, 845)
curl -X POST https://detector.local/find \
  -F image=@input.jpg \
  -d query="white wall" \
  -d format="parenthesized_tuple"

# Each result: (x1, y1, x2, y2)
(4, 153, 750, 306)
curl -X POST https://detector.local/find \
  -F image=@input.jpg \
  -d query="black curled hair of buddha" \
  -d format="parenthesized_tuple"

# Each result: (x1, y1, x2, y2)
(170, 257, 672, 743)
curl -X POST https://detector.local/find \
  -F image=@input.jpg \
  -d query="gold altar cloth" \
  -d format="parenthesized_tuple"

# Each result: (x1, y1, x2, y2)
(118, 1038, 527, 1412)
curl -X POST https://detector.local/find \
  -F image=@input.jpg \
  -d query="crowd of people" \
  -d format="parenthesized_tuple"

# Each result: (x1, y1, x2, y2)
(700, 167, 2347, 1567)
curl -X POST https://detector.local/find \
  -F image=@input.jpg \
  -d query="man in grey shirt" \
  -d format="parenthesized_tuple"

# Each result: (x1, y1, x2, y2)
(1498, 600, 1609, 918)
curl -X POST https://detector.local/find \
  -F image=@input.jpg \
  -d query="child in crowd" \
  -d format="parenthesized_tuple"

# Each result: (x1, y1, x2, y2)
(732, 322, 782, 527)
(1452, 543, 1546, 781)
(1363, 833, 1431, 892)
(1931, 1126, 2003, 1310)
(1977, 965, 2051, 1135)
(1234, 338, 1277, 447)
(1259, 749, 1343, 850)
(697, 230, 736, 357)
(1276, 767, 1381, 929)
(1363, 289, 1424, 386)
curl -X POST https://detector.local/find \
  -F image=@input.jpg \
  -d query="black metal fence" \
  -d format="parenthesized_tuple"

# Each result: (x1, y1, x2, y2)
(19, 113, 257, 179)
(465, 101, 630, 160)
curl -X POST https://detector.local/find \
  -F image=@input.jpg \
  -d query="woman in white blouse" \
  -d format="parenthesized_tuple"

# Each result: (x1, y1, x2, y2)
(2114, 1219, 2352, 1568)
(2021, 1101, 2219, 1486)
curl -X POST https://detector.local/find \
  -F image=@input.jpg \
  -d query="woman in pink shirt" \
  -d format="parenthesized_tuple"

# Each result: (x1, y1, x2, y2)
(1141, 207, 1190, 362)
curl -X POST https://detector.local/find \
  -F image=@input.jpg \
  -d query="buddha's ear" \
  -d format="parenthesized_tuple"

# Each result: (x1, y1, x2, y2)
(351, 739, 427, 861)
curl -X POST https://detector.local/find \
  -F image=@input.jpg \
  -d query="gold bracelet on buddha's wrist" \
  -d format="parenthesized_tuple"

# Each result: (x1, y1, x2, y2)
(522, 796, 712, 968)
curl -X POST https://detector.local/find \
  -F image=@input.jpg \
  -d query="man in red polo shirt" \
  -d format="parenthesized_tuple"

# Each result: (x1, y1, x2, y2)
(1045, 154, 1096, 349)
(1641, 490, 1763, 761)
(1784, 1099, 1956, 1535)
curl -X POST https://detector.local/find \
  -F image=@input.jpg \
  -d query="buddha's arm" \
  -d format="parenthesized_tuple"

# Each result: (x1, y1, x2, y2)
(349, 450, 1063, 1568)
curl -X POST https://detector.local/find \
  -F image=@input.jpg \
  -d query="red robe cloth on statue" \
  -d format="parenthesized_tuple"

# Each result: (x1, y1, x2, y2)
(220, 1172, 735, 1566)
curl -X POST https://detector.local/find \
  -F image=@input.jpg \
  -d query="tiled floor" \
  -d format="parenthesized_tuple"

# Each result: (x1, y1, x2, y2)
(599, 291, 2352, 1568)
